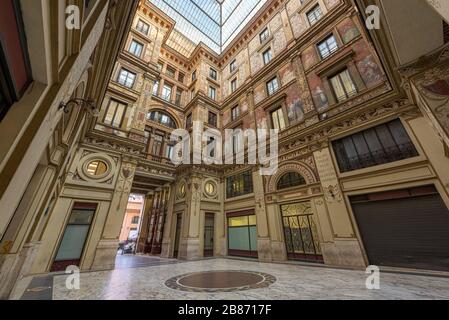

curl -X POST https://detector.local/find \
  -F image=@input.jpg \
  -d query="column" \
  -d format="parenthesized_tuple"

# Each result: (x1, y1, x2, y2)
(136, 192, 154, 253)
(147, 189, 161, 252)
(151, 187, 169, 254)
(91, 159, 137, 270)
(312, 145, 365, 267)
(252, 168, 272, 262)
(161, 183, 176, 258)
(179, 175, 202, 260)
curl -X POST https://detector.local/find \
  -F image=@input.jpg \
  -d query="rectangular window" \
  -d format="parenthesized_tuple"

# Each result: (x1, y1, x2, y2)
(192, 70, 197, 81)
(208, 86, 216, 100)
(128, 40, 143, 57)
(266, 77, 279, 96)
(232, 127, 242, 155)
(226, 171, 254, 199)
(271, 107, 286, 130)
(230, 60, 237, 73)
(231, 106, 240, 121)
(307, 4, 323, 25)
(151, 134, 164, 156)
(157, 62, 164, 72)
(330, 69, 357, 102)
(131, 216, 140, 224)
(104, 99, 126, 127)
(230, 78, 237, 93)
(209, 68, 217, 80)
(332, 119, 419, 173)
(165, 145, 174, 159)
(117, 68, 136, 88)
(263, 48, 272, 65)
(260, 27, 270, 44)
(186, 113, 192, 129)
(161, 83, 173, 101)
(166, 66, 176, 78)
(178, 72, 185, 83)
(208, 111, 217, 127)
(136, 19, 150, 35)
(175, 89, 182, 106)
(318, 35, 338, 59)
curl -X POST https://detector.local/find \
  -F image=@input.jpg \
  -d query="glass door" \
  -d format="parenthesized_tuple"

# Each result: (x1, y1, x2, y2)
(204, 213, 214, 257)
(281, 202, 323, 262)
(227, 213, 258, 258)
(51, 203, 97, 272)
(173, 214, 182, 258)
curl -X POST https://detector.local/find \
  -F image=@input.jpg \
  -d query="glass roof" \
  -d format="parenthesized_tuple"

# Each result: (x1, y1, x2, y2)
(149, 0, 269, 56)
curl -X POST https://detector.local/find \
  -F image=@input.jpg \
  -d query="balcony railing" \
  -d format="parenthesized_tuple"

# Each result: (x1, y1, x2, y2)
(146, 154, 173, 166)
(337, 142, 419, 173)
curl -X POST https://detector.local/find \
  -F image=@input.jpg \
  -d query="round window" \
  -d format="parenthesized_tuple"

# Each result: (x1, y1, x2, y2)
(86, 160, 108, 176)
(205, 182, 216, 196)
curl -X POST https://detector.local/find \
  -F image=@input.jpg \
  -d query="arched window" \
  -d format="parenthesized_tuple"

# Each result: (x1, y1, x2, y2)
(147, 110, 177, 129)
(277, 172, 306, 190)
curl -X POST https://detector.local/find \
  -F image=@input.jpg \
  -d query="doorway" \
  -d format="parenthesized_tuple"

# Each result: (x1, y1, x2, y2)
(204, 213, 214, 257)
(173, 214, 182, 258)
(351, 186, 449, 271)
(51, 203, 97, 272)
(117, 194, 145, 256)
(281, 202, 323, 263)
(227, 211, 258, 258)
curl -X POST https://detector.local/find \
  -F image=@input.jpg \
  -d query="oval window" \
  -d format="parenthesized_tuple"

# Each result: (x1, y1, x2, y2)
(86, 160, 108, 176)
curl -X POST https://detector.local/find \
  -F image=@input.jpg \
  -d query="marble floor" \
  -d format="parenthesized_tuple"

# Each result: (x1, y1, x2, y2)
(16, 255, 449, 300)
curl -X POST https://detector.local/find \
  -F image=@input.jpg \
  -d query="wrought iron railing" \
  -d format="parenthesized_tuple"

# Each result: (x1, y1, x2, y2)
(338, 142, 418, 173)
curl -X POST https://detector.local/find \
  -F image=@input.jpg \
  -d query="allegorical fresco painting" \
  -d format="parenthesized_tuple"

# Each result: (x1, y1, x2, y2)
(337, 17, 360, 44)
(285, 84, 305, 124)
(423, 77, 449, 96)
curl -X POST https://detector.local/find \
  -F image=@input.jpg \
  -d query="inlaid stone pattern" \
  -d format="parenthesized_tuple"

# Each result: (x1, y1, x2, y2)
(165, 270, 277, 293)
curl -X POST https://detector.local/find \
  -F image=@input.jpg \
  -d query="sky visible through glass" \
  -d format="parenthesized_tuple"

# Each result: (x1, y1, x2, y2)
(149, 0, 268, 55)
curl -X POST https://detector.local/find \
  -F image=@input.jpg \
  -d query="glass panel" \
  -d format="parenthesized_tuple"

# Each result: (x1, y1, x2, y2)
(340, 69, 357, 96)
(332, 119, 418, 172)
(229, 216, 249, 227)
(249, 226, 258, 251)
(55, 225, 90, 261)
(87, 161, 108, 176)
(104, 101, 117, 125)
(288, 216, 304, 253)
(281, 202, 321, 258)
(113, 103, 125, 127)
(204, 227, 214, 250)
(228, 227, 250, 251)
(330, 75, 346, 102)
(148, 0, 270, 55)
(248, 215, 257, 226)
(271, 111, 279, 130)
(68, 209, 94, 224)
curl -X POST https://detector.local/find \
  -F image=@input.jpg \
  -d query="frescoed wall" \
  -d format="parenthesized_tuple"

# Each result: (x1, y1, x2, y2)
(336, 17, 360, 44)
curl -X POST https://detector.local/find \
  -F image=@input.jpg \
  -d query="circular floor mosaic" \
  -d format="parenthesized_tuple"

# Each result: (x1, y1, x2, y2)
(165, 270, 276, 292)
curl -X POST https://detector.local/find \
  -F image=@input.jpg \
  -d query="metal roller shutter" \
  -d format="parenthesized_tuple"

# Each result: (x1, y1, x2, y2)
(351, 189, 449, 272)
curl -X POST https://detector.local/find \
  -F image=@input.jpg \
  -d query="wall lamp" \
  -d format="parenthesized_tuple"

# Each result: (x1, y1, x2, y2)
(59, 98, 99, 117)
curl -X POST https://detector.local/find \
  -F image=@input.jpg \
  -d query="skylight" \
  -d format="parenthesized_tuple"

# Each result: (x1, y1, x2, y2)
(149, 0, 269, 55)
